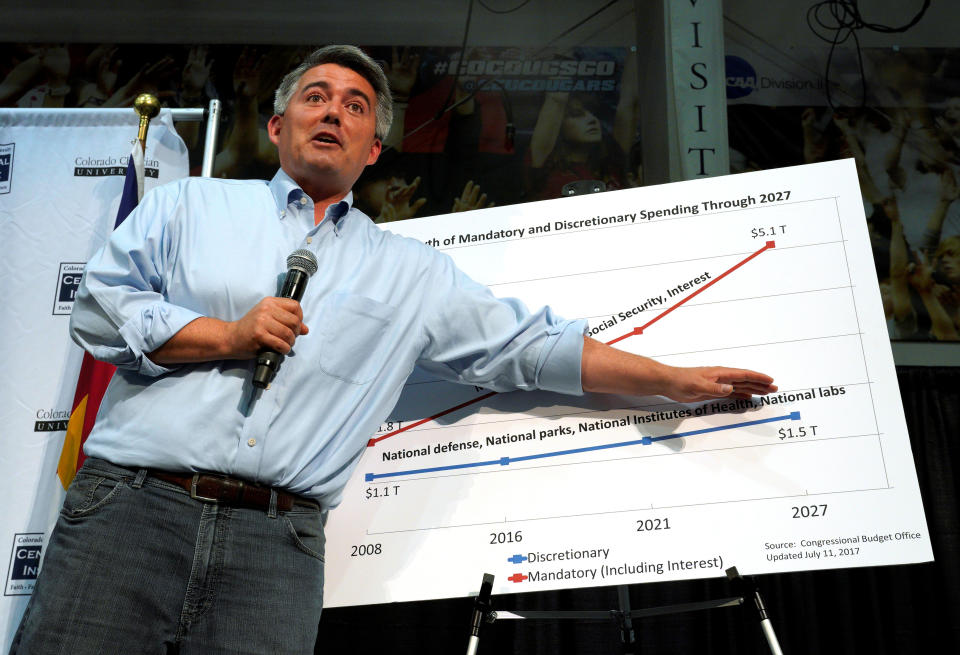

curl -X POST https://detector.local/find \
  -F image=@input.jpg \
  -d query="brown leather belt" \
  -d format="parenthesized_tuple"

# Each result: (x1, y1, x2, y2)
(150, 471, 318, 512)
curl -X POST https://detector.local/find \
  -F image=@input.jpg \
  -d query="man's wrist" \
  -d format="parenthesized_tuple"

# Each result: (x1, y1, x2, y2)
(642, 359, 674, 397)
(216, 318, 241, 359)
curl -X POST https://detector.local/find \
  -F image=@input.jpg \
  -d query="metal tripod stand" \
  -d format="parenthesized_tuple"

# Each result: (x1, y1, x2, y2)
(464, 567, 784, 654)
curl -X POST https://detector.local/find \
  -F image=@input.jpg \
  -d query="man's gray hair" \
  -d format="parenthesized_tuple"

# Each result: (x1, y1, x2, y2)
(273, 45, 393, 141)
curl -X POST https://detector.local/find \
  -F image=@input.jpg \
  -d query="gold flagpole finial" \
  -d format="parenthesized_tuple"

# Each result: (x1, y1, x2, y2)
(133, 93, 161, 152)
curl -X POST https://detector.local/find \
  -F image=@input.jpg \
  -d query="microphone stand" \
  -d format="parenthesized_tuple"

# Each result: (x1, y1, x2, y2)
(464, 567, 786, 655)
(726, 566, 785, 655)
(465, 573, 495, 655)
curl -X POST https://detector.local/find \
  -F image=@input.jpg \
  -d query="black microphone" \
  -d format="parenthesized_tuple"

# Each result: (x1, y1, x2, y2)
(252, 249, 319, 389)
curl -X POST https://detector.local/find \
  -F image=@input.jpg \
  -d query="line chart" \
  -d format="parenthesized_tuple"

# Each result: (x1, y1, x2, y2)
(322, 160, 931, 609)
(365, 412, 801, 481)
(368, 240, 776, 447)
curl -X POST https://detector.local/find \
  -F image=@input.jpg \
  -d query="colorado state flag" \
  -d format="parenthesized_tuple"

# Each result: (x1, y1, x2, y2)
(57, 142, 144, 489)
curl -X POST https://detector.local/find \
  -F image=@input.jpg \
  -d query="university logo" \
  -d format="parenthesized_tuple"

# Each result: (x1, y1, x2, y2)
(54, 262, 85, 315)
(0, 142, 14, 194)
(726, 56, 757, 100)
(35, 408, 70, 432)
(73, 154, 159, 178)
(5, 533, 43, 596)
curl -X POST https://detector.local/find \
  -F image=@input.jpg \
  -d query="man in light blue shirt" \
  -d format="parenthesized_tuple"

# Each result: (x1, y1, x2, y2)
(13, 46, 776, 653)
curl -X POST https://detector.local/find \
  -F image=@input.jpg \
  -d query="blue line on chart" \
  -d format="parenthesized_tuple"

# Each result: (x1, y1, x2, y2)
(364, 412, 801, 482)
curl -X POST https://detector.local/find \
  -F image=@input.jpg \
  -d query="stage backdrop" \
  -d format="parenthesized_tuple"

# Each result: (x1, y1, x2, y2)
(0, 108, 188, 648)
(723, 27, 960, 344)
(0, 43, 641, 218)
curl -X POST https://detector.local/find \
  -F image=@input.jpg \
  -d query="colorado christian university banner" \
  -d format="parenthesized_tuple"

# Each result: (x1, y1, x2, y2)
(0, 108, 188, 648)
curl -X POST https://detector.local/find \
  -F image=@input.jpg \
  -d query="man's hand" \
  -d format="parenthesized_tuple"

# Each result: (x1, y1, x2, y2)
(233, 46, 267, 99)
(385, 46, 420, 103)
(225, 297, 309, 359)
(906, 255, 935, 294)
(581, 337, 776, 403)
(182, 45, 214, 99)
(377, 176, 427, 222)
(452, 180, 495, 213)
(657, 366, 778, 403)
(147, 297, 309, 365)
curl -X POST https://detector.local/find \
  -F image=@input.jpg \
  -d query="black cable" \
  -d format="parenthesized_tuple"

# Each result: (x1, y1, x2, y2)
(807, 0, 930, 38)
(540, 0, 621, 50)
(435, 0, 475, 120)
(478, 0, 532, 14)
(806, 0, 931, 111)
(411, 0, 621, 141)
(381, 0, 625, 208)
(726, 12, 953, 174)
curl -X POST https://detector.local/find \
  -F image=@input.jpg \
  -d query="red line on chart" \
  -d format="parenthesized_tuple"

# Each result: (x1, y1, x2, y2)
(367, 391, 498, 447)
(366, 241, 776, 448)
(606, 240, 776, 345)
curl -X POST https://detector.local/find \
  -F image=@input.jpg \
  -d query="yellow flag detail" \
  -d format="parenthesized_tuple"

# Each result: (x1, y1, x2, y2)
(58, 395, 88, 490)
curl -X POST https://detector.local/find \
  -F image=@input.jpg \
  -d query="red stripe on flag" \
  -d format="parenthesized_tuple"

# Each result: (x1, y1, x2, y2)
(59, 352, 116, 488)
(57, 143, 141, 488)
(75, 353, 117, 470)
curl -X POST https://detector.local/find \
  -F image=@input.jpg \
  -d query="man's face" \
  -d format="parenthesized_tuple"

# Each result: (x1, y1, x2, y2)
(268, 64, 382, 196)
(937, 246, 960, 284)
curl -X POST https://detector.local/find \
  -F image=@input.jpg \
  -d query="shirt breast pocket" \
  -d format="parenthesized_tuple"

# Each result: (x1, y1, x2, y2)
(318, 292, 395, 384)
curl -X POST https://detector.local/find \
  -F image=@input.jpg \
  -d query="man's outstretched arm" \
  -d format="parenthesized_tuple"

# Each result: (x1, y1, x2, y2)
(580, 337, 777, 402)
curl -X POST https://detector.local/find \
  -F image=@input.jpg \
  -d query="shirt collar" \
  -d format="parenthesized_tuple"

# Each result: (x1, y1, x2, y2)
(268, 168, 354, 228)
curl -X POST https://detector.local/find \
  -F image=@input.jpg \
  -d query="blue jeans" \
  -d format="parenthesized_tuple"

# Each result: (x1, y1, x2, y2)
(10, 458, 325, 654)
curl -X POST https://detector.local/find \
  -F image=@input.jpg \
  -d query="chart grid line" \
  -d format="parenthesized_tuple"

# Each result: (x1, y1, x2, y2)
(832, 196, 890, 487)
(365, 432, 881, 485)
(365, 485, 895, 536)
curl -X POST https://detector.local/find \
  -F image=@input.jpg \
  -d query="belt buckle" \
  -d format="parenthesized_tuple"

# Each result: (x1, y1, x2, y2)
(190, 473, 222, 503)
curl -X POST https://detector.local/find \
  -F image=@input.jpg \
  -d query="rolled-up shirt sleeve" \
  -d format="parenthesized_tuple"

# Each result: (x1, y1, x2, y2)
(69, 182, 204, 377)
(417, 249, 587, 395)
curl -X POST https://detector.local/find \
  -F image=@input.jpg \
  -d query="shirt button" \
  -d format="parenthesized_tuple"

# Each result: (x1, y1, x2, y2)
(306, 237, 312, 244)
(247, 438, 257, 447)
(299, 197, 308, 205)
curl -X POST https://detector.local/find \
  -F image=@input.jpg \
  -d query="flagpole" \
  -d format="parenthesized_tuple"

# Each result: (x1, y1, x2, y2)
(134, 93, 160, 153)
(58, 94, 157, 490)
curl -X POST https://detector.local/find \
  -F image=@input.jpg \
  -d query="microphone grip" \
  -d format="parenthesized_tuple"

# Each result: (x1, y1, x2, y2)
(252, 269, 311, 388)
(252, 350, 282, 388)
(280, 269, 310, 302)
